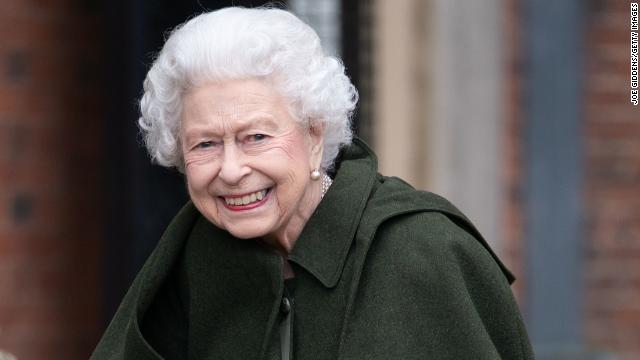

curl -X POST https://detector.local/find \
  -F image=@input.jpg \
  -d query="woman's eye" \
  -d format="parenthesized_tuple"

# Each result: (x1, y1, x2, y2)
(249, 134, 267, 142)
(195, 141, 213, 149)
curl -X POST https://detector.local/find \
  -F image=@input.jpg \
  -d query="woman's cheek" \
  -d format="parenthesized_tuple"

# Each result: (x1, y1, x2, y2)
(185, 167, 206, 194)
(184, 151, 220, 167)
(185, 155, 221, 190)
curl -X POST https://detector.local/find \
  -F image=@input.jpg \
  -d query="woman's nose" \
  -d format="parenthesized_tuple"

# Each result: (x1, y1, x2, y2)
(218, 143, 251, 184)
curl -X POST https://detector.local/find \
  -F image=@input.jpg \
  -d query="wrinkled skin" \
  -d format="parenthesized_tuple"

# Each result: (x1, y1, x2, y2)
(181, 78, 324, 256)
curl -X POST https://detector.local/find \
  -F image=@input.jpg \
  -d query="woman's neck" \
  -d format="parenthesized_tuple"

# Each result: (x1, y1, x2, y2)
(262, 177, 324, 255)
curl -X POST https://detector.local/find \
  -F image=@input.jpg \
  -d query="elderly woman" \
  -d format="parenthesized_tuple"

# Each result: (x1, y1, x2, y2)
(92, 7, 533, 360)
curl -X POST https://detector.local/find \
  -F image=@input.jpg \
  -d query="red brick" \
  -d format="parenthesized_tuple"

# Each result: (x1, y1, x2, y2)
(584, 0, 640, 354)
(0, 1, 104, 359)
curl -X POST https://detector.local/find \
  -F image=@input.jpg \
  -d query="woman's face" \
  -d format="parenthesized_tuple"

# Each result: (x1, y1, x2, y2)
(180, 78, 323, 248)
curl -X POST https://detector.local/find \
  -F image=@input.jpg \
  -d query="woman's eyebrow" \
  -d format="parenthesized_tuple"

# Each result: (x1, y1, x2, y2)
(247, 117, 279, 131)
(181, 126, 220, 144)
(182, 117, 279, 142)
(231, 115, 279, 132)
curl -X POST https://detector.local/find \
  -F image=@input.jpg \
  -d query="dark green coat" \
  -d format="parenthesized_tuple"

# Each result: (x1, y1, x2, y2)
(92, 139, 534, 360)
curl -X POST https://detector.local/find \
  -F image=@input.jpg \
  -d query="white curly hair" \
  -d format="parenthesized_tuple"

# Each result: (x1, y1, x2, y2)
(138, 6, 358, 172)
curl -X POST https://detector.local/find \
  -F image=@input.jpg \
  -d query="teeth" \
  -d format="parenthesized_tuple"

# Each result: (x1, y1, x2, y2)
(224, 189, 268, 206)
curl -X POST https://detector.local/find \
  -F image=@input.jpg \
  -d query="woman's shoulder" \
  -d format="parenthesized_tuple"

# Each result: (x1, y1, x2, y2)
(345, 177, 533, 360)
(371, 209, 491, 268)
(360, 174, 479, 246)
(359, 175, 514, 283)
(363, 175, 471, 223)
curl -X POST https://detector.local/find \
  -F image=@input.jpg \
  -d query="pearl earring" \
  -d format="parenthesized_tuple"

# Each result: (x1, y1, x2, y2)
(310, 169, 321, 180)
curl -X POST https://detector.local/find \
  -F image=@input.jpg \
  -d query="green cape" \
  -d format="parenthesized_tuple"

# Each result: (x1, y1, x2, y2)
(92, 139, 533, 359)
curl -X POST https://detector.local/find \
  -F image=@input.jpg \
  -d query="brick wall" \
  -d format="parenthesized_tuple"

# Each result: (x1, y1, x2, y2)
(585, 0, 640, 358)
(504, 0, 640, 357)
(0, 1, 104, 359)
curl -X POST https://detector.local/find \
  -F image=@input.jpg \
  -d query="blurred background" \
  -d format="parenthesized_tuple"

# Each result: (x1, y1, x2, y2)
(0, 0, 637, 359)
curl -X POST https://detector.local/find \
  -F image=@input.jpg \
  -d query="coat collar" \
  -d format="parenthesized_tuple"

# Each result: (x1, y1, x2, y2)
(288, 138, 378, 288)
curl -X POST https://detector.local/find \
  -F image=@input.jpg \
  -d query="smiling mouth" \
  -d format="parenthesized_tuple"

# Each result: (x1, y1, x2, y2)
(221, 188, 270, 208)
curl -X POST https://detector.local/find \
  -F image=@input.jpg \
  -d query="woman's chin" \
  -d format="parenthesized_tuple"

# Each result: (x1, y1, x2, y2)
(228, 229, 265, 240)
(224, 222, 274, 241)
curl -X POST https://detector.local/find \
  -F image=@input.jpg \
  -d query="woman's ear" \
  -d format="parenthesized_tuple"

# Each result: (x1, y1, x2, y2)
(308, 120, 325, 170)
